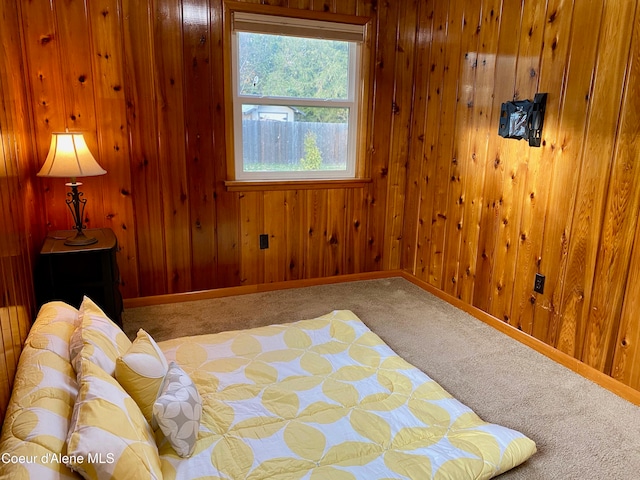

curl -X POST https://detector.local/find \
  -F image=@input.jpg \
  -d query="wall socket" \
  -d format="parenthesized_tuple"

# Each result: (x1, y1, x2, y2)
(534, 273, 545, 294)
(259, 234, 269, 250)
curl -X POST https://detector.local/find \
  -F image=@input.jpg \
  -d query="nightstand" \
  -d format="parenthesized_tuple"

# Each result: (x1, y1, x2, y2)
(35, 228, 123, 327)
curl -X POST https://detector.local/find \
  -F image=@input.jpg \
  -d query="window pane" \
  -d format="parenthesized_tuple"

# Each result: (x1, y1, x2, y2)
(238, 32, 350, 100)
(241, 105, 349, 173)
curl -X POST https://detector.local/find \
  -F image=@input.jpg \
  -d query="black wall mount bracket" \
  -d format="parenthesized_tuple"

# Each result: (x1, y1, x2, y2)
(498, 93, 547, 147)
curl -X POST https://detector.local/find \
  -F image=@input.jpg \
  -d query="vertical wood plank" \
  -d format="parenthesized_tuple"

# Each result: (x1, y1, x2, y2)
(311, 0, 333, 13)
(183, 0, 218, 291)
(1, 0, 44, 259)
(284, 190, 305, 280)
(384, 0, 418, 271)
(305, 189, 327, 278)
(513, 0, 547, 99)
(55, 1, 97, 133)
(543, 0, 605, 348)
(365, 0, 398, 271)
(456, 0, 501, 304)
(154, 0, 192, 293)
(401, 0, 434, 274)
(122, 0, 167, 296)
(264, 191, 286, 283)
(487, 155, 528, 324)
(20, 0, 68, 231)
(442, 0, 482, 299)
(325, 189, 347, 276)
(413, 0, 449, 283)
(427, 0, 465, 290)
(239, 192, 263, 284)
(335, 0, 357, 16)
(346, 187, 366, 274)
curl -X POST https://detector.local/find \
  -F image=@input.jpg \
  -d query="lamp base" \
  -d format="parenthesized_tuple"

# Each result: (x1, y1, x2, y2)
(64, 231, 98, 246)
(62, 182, 97, 246)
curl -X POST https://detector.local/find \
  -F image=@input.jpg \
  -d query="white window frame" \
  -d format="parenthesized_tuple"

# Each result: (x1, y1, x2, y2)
(228, 10, 366, 182)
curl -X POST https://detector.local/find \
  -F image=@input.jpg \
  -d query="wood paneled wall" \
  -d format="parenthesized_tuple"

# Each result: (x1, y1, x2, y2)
(0, 0, 40, 419)
(403, 0, 640, 391)
(11, 0, 421, 299)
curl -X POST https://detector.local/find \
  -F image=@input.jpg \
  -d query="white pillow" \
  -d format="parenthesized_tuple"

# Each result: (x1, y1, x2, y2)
(153, 362, 202, 458)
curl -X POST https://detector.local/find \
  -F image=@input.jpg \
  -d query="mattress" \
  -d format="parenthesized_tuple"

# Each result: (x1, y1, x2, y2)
(156, 310, 536, 479)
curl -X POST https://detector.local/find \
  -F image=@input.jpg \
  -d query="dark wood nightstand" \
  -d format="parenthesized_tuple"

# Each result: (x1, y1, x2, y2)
(35, 228, 123, 327)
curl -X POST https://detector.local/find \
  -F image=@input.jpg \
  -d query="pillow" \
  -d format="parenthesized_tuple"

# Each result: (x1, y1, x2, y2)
(70, 296, 131, 376)
(66, 357, 163, 479)
(153, 362, 202, 458)
(27, 302, 78, 360)
(116, 329, 169, 422)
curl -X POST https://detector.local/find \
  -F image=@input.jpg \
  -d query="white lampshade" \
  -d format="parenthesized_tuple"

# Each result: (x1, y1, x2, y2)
(37, 132, 106, 179)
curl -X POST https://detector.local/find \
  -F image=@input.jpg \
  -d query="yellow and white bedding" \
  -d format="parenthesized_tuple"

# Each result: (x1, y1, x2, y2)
(0, 302, 536, 479)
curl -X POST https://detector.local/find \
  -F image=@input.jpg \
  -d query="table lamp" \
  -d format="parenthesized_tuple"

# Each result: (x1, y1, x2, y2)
(37, 132, 106, 246)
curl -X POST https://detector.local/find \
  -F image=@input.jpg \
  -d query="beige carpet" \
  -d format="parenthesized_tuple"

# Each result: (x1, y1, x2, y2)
(124, 277, 640, 479)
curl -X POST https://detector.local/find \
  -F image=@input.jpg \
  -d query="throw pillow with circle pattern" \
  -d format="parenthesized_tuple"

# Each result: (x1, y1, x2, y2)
(152, 362, 202, 457)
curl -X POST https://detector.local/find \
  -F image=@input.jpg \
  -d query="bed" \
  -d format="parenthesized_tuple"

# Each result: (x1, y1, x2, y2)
(0, 297, 536, 479)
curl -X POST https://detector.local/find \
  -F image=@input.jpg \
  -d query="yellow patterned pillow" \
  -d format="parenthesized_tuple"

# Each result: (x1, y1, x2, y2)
(27, 301, 79, 360)
(116, 329, 168, 422)
(70, 296, 131, 376)
(66, 357, 163, 479)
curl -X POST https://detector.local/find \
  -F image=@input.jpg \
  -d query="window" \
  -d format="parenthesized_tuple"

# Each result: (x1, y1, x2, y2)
(227, 8, 368, 182)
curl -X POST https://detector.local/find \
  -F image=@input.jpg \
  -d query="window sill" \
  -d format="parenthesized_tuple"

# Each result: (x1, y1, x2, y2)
(224, 178, 372, 192)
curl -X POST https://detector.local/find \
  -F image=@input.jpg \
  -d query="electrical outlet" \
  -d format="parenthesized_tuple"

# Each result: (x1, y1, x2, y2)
(534, 273, 545, 294)
(259, 234, 269, 250)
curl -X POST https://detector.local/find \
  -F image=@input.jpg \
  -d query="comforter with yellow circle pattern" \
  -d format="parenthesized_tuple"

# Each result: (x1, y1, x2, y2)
(156, 310, 536, 479)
